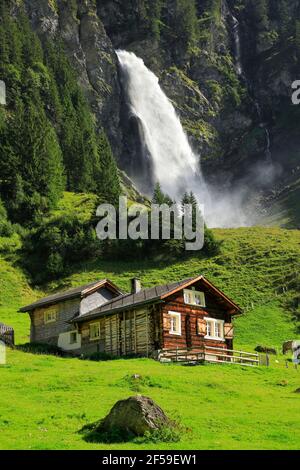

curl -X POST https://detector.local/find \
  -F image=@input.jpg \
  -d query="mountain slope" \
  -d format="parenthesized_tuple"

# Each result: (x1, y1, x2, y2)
(3, 0, 299, 226)
(1, 225, 299, 349)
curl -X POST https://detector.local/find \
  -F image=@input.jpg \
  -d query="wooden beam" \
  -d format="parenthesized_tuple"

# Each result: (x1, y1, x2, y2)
(134, 310, 137, 354)
(146, 309, 149, 357)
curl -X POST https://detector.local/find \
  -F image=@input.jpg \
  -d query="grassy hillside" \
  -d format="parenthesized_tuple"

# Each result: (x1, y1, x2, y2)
(0, 259, 34, 344)
(0, 225, 299, 450)
(46, 226, 300, 351)
(1, 225, 299, 349)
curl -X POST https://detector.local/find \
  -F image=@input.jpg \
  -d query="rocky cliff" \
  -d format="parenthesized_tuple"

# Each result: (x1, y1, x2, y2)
(8, 0, 300, 226)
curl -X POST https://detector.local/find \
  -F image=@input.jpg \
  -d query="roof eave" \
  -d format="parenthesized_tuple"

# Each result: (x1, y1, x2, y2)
(19, 279, 123, 313)
(72, 298, 163, 323)
(19, 291, 82, 313)
(160, 275, 242, 314)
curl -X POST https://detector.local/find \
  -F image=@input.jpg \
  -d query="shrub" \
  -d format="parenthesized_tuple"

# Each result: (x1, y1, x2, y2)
(22, 215, 102, 282)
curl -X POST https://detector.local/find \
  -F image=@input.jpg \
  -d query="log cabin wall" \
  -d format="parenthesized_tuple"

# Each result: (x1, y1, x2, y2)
(30, 299, 80, 346)
(79, 306, 157, 357)
(161, 288, 230, 351)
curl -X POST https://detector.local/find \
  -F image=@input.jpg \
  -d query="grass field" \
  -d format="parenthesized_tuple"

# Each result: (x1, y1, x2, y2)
(0, 350, 299, 450)
(0, 224, 299, 450)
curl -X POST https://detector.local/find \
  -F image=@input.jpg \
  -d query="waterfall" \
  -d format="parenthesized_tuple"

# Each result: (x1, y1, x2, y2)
(116, 50, 250, 228)
(231, 14, 243, 76)
(116, 50, 206, 200)
(255, 100, 273, 162)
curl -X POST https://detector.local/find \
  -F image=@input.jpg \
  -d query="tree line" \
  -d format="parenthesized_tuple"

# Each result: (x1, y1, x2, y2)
(0, 5, 121, 225)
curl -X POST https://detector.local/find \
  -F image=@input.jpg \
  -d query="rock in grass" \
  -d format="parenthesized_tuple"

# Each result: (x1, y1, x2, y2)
(97, 395, 172, 437)
(295, 388, 300, 394)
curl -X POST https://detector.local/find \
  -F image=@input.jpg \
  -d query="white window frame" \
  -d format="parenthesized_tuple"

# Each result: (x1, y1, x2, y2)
(89, 322, 100, 341)
(69, 331, 78, 345)
(183, 289, 206, 307)
(168, 311, 182, 336)
(44, 308, 57, 324)
(204, 317, 224, 341)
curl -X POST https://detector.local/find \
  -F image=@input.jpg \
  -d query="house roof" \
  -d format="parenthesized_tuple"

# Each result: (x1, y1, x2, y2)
(19, 279, 123, 313)
(73, 275, 242, 323)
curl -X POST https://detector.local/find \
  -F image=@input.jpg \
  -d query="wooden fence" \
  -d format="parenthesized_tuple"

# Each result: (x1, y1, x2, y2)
(158, 346, 259, 367)
(0, 323, 14, 346)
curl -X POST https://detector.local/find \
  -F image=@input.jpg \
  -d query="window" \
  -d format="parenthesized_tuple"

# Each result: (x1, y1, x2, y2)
(205, 318, 224, 340)
(90, 323, 100, 340)
(70, 332, 77, 344)
(184, 289, 206, 307)
(44, 308, 57, 324)
(168, 311, 181, 336)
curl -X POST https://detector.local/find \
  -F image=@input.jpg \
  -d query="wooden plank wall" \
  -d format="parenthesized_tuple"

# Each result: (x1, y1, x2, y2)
(162, 290, 229, 351)
(31, 299, 80, 345)
(79, 306, 156, 357)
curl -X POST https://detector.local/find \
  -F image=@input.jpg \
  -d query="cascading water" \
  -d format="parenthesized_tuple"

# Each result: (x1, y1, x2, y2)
(116, 50, 250, 228)
(255, 99, 273, 163)
(231, 14, 243, 76)
(116, 50, 206, 200)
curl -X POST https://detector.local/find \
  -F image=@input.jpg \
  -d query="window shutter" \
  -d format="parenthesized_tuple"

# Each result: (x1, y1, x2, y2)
(224, 323, 234, 339)
(163, 314, 171, 331)
(197, 318, 206, 336)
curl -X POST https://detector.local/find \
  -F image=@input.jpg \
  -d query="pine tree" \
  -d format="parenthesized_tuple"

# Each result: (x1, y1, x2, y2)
(152, 182, 173, 206)
(252, 0, 269, 32)
(97, 130, 121, 205)
(172, 0, 198, 52)
(277, 0, 291, 39)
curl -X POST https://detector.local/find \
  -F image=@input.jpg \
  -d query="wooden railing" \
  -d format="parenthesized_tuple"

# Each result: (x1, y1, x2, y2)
(204, 346, 259, 367)
(158, 346, 259, 367)
(0, 323, 14, 346)
(158, 348, 205, 363)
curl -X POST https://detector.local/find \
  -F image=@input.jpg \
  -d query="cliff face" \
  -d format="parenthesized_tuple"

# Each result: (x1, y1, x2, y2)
(10, 0, 300, 225)
(22, 0, 122, 157)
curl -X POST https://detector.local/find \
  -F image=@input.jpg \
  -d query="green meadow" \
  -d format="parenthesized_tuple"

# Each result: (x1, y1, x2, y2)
(0, 224, 299, 450)
(0, 350, 299, 450)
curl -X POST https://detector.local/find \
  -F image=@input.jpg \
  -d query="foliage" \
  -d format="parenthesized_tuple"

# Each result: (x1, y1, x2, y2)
(0, 7, 120, 225)
(96, 130, 121, 205)
(22, 216, 102, 282)
(170, 0, 199, 52)
(0, 197, 14, 237)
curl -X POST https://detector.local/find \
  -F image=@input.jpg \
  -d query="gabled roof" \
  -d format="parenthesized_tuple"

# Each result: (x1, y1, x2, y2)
(73, 276, 242, 323)
(19, 279, 123, 313)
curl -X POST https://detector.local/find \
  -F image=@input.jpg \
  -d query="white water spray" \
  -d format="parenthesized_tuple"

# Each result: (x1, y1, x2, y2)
(116, 50, 250, 228)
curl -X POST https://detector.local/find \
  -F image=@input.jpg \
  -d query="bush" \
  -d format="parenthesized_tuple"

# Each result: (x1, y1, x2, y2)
(17, 342, 63, 356)
(0, 198, 14, 237)
(22, 215, 102, 282)
(82, 351, 117, 362)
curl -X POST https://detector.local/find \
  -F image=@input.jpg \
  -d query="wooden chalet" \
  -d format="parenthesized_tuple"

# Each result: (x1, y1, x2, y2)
(19, 275, 251, 364)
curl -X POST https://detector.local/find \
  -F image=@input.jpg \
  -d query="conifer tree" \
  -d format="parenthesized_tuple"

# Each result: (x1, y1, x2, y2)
(152, 183, 173, 206)
(172, 0, 198, 51)
(97, 130, 121, 205)
(252, 0, 269, 31)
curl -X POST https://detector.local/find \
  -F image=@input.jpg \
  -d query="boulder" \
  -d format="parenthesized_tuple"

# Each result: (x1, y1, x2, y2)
(97, 395, 172, 437)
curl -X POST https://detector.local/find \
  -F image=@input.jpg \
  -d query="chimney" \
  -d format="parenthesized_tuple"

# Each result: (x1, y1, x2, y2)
(131, 278, 142, 294)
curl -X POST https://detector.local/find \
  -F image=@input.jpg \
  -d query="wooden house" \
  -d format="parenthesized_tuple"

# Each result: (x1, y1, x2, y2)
(20, 276, 242, 361)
